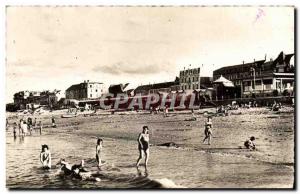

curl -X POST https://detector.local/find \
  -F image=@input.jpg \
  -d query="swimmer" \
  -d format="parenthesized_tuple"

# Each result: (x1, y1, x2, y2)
(96, 138, 103, 167)
(40, 144, 51, 169)
(56, 159, 72, 176)
(71, 160, 100, 181)
(244, 136, 256, 150)
(136, 126, 150, 168)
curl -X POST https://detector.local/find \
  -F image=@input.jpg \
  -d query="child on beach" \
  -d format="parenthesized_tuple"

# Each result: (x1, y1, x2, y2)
(40, 144, 51, 169)
(203, 125, 213, 145)
(96, 138, 103, 167)
(244, 136, 256, 150)
(203, 116, 213, 145)
(51, 116, 56, 128)
(136, 126, 150, 168)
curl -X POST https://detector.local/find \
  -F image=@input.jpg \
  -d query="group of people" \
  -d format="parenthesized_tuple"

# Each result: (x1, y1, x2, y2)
(38, 125, 150, 182)
(14, 117, 42, 137)
(40, 140, 102, 181)
(202, 115, 256, 150)
(9, 116, 58, 138)
(13, 107, 256, 184)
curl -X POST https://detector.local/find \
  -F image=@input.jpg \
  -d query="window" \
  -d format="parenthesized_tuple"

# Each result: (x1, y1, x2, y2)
(255, 80, 261, 85)
(90, 85, 92, 88)
(90, 94, 92, 98)
(263, 79, 273, 85)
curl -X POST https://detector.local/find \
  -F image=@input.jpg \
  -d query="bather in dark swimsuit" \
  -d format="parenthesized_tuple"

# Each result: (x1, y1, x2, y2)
(138, 134, 149, 151)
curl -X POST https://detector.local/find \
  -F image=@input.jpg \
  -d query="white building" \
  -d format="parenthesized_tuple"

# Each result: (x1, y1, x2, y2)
(66, 80, 105, 100)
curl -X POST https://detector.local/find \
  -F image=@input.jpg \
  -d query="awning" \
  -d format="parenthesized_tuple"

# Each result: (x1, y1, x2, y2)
(213, 75, 234, 87)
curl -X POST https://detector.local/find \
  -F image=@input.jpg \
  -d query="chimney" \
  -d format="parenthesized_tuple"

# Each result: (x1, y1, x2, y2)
(242, 61, 244, 65)
(265, 54, 267, 60)
(84, 80, 86, 83)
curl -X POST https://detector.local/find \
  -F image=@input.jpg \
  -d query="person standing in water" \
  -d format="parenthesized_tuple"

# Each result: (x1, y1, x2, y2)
(40, 144, 51, 169)
(96, 138, 103, 167)
(13, 122, 17, 139)
(136, 126, 150, 168)
(22, 121, 28, 136)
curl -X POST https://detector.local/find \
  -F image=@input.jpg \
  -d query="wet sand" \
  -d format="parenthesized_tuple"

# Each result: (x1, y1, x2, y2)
(6, 106, 294, 188)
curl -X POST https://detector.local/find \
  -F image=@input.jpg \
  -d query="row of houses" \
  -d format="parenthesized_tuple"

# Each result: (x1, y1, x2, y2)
(213, 51, 294, 99)
(9, 51, 294, 111)
(9, 90, 65, 111)
(133, 51, 294, 100)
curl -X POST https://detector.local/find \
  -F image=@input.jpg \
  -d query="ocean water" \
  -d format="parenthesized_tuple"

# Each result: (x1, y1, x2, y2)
(6, 131, 294, 189)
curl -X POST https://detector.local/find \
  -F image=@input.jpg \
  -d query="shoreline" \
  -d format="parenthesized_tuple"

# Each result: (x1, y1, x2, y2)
(6, 106, 294, 165)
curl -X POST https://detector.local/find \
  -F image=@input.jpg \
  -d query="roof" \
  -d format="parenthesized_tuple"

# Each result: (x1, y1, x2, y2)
(108, 83, 129, 94)
(213, 52, 294, 76)
(214, 59, 266, 73)
(135, 81, 178, 92)
(213, 75, 234, 87)
(66, 83, 82, 91)
(273, 52, 294, 65)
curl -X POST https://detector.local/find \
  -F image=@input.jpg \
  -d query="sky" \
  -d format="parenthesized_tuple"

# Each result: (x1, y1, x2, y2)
(6, 6, 294, 103)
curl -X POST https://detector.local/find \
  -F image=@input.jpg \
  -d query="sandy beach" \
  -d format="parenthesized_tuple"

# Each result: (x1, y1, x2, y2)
(6, 106, 294, 188)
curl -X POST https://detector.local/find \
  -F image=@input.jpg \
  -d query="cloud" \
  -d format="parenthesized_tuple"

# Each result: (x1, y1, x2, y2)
(93, 61, 173, 75)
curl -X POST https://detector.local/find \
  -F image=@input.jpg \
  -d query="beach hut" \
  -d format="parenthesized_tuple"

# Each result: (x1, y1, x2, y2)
(213, 75, 235, 100)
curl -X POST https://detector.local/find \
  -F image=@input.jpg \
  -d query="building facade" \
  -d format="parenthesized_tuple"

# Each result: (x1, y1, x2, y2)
(13, 90, 64, 110)
(213, 52, 294, 98)
(179, 67, 201, 90)
(66, 80, 105, 100)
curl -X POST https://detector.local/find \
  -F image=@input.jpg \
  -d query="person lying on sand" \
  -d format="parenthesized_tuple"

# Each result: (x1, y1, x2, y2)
(40, 144, 51, 169)
(244, 136, 256, 150)
(137, 126, 150, 168)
